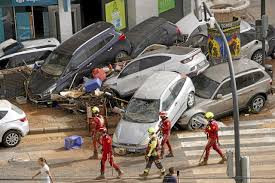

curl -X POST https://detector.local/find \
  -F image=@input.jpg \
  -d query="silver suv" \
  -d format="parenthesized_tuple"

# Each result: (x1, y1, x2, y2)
(178, 58, 272, 130)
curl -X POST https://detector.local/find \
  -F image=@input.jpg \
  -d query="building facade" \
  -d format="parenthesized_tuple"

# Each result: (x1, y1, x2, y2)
(0, 0, 194, 43)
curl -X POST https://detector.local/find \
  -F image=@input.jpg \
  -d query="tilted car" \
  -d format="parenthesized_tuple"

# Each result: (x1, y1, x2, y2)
(177, 58, 272, 131)
(126, 16, 181, 58)
(0, 38, 59, 70)
(177, 13, 269, 65)
(28, 22, 131, 103)
(112, 71, 195, 152)
(0, 100, 29, 147)
(266, 24, 275, 59)
(105, 45, 208, 98)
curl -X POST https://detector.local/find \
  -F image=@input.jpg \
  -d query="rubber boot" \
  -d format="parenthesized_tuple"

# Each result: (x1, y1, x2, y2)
(199, 159, 208, 166)
(117, 169, 124, 179)
(139, 171, 149, 177)
(159, 169, 166, 177)
(165, 151, 174, 158)
(96, 173, 105, 180)
(218, 155, 227, 164)
(90, 150, 98, 159)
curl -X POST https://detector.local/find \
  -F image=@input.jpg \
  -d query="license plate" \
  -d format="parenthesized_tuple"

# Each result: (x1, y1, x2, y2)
(127, 148, 136, 152)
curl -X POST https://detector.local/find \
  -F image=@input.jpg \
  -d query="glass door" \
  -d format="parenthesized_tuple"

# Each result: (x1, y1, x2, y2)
(15, 6, 34, 41)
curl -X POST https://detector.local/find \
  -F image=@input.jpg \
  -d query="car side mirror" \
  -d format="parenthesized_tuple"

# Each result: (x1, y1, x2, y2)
(216, 94, 223, 99)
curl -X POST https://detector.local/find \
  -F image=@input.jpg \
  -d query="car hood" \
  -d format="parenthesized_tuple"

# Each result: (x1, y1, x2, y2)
(28, 69, 58, 94)
(114, 119, 158, 145)
(104, 75, 118, 86)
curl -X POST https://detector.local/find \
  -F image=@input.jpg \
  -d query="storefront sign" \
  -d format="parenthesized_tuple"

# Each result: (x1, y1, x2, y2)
(105, 0, 126, 30)
(208, 19, 241, 65)
(12, 0, 57, 6)
(158, 0, 176, 14)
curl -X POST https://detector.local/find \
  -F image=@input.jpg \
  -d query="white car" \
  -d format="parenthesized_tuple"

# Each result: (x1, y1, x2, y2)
(105, 45, 208, 98)
(0, 100, 29, 147)
(0, 38, 60, 70)
(112, 71, 195, 152)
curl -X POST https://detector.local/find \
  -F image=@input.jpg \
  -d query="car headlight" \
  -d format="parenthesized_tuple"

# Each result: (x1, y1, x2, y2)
(42, 84, 57, 97)
(140, 137, 149, 146)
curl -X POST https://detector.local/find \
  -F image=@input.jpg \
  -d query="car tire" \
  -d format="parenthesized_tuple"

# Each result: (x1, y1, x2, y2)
(248, 95, 266, 114)
(2, 130, 21, 147)
(187, 92, 195, 109)
(271, 50, 275, 59)
(187, 113, 205, 131)
(251, 50, 263, 65)
(115, 51, 128, 62)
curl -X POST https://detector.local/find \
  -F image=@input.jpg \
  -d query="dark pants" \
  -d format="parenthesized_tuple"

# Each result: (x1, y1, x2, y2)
(144, 156, 164, 173)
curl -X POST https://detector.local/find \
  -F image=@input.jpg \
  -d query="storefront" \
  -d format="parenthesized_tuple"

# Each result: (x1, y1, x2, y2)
(0, 0, 59, 42)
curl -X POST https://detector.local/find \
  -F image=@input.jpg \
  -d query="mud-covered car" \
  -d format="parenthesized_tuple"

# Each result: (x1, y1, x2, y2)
(28, 22, 131, 103)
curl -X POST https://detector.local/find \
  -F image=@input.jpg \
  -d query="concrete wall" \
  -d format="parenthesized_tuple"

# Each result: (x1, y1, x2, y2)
(58, 0, 73, 42)
(127, 0, 158, 29)
(266, 0, 275, 26)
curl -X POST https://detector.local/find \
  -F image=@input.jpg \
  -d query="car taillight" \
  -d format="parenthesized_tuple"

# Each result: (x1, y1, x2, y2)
(20, 117, 27, 122)
(176, 27, 181, 35)
(269, 79, 273, 85)
(119, 33, 126, 41)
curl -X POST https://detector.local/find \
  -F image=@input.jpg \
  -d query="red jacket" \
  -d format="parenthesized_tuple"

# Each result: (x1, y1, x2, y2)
(100, 134, 113, 154)
(91, 115, 105, 132)
(160, 119, 171, 135)
(205, 120, 219, 140)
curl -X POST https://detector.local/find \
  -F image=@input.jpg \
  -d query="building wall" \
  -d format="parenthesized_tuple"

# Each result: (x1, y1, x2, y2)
(266, 0, 275, 26)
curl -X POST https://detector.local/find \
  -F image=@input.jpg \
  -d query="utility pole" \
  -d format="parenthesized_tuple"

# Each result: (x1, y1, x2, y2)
(203, 2, 242, 183)
(261, 0, 266, 66)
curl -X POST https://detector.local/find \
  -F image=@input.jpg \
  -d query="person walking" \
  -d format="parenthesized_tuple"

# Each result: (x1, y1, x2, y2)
(158, 112, 174, 159)
(96, 128, 123, 180)
(163, 167, 178, 183)
(32, 157, 54, 183)
(199, 112, 227, 166)
(139, 127, 165, 178)
(89, 106, 106, 159)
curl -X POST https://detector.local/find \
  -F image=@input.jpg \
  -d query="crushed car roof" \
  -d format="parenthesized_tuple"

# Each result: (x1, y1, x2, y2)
(56, 22, 113, 55)
(203, 58, 264, 83)
(134, 71, 180, 100)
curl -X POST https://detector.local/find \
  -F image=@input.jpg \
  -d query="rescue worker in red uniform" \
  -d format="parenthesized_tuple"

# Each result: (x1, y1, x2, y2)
(199, 112, 227, 166)
(139, 127, 166, 178)
(158, 112, 174, 159)
(96, 128, 123, 180)
(89, 106, 106, 159)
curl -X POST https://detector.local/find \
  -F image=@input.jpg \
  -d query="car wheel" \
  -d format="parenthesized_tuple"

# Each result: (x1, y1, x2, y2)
(271, 49, 275, 59)
(249, 95, 266, 114)
(2, 130, 21, 147)
(187, 113, 205, 131)
(115, 51, 128, 62)
(251, 50, 263, 65)
(187, 92, 195, 109)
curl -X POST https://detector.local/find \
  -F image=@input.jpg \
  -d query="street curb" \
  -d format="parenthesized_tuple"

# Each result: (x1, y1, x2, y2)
(29, 126, 87, 135)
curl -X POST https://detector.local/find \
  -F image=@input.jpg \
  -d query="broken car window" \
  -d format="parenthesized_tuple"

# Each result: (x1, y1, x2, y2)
(119, 61, 140, 78)
(123, 98, 160, 123)
(192, 74, 219, 99)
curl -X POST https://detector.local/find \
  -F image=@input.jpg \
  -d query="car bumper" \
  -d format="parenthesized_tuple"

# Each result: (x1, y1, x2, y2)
(112, 142, 146, 153)
(20, 120, 30, 136)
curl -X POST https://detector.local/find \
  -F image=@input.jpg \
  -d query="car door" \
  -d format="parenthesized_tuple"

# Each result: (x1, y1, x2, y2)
(206, 80, 234, 116)
(138, 56, 170, 82)
(115, 60, 141, 96)
(236, 72, 265, 108)
(169, 79, 187, 124)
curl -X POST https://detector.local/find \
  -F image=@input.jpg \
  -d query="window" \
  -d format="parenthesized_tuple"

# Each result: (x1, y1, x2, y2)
(0, 111, 8, 120)
(119, 61, 140, 78)
(86, 35, 113, 59)
(162, 90, 175, 111)
(148, 28, 168, 44)
(139, 56, 171, 71)
(72, 48, 88, 66)
(236, 73, 254, 90)
(217, 81, 231, 96)
(253, 71, 265, 83)
(7, 50, 52, 68)
(170, 79, 186, 97)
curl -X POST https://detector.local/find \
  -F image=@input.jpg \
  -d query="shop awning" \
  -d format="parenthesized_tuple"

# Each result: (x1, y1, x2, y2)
(0, 0, 58, 7)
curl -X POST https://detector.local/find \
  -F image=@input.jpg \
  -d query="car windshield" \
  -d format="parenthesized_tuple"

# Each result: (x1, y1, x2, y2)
(123, 98, 160, 123)
(41, 51, 71, 76)
(192, 74, 219, 99)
